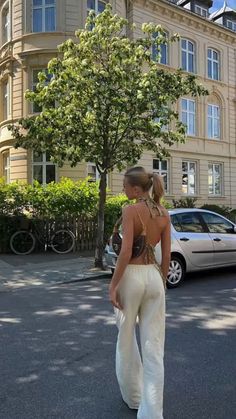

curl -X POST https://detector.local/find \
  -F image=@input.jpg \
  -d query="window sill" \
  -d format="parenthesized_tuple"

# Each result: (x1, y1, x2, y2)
(207, 195, 227, 199)
(180, 69, 196, 76)
(206, 137, 221, 141)
(181, 195, 199, 198)
(185, 135, 196, 139)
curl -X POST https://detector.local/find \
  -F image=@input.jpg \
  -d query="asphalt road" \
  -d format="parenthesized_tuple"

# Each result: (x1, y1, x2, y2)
(0, 268, 236, 419)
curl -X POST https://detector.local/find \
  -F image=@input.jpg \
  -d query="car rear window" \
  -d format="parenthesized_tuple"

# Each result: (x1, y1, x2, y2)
(171, 213, 205, 233)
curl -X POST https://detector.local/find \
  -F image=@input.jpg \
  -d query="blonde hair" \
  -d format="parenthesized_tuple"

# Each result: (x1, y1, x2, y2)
(124, 166, 164, 204)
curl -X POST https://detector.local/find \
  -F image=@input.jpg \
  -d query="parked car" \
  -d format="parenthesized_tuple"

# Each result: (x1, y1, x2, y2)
(104, 209, 236, 288)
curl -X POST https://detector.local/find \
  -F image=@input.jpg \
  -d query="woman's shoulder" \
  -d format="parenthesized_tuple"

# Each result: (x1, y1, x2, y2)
(122, 203, 144, 220)
(159, 205, 170, 218)
(122, 203, 137, 215)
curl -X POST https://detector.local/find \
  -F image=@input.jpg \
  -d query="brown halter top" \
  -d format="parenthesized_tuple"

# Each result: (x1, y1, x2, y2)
(113, 197, 166, 288)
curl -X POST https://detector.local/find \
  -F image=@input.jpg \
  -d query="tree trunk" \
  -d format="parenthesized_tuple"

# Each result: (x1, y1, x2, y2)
(94, 172, 107, 268)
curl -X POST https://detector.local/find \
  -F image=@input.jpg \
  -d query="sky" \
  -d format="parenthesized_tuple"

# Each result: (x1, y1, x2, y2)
(210, 0, 236, 13)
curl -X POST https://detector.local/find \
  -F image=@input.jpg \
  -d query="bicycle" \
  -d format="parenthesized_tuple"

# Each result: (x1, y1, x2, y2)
(10, 219, 76, 255)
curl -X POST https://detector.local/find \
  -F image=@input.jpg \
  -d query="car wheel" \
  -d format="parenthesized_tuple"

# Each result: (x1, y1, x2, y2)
(167, 256, 185, 288)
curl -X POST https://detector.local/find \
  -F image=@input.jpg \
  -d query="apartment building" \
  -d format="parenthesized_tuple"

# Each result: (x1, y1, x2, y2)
(0, 0, 236, 207)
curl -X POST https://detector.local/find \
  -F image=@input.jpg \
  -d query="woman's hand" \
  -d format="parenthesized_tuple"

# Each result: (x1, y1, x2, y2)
(109, 282, 123, 310)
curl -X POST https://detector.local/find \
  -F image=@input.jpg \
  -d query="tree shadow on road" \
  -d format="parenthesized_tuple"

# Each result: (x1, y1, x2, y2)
(165, 268, 236, 419)
(0, 269, 236, 419)
(0, 278, 136, 419)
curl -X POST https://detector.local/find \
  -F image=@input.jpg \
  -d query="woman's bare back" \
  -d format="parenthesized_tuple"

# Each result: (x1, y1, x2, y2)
(129, 202, 170, 265)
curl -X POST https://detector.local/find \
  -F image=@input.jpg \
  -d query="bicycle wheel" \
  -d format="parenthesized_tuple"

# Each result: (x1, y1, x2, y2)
(10, 231, 36, 255)
(51, 229, 75, 254)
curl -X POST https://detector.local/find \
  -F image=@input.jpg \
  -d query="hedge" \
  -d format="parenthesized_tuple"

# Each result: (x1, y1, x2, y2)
(0, 178, 174, 252)
(0, 177, 99, 218)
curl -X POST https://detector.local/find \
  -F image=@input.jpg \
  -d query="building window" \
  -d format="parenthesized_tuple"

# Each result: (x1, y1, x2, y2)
(208, 104, 220, 139)
(87, 163, 109, 185)
(87, 0, 106, 15)
(87, 163, 99, 182)
(153, 106, 169, 132)
(32, 69, 53, 113)
(3, 152, 10, 183)
(226, 20, 236, 32)
(207, 48, 220, 80)
(153, 159, 169, 193)
(2, 2, 10, 43)
(208, 163, 222, 196)
(182, 161, 197, 195)
(32, 0, 55, 32)
(195, 5, 208, 17)
(181, 39, 195, 73)
(32, 151, 56, 184)
(181, 98, 195, 136)
(152, 32, 168, 65)
(3, 80, 10, 121)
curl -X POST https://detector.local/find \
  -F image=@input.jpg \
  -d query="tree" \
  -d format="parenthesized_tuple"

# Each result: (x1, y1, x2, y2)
(9, 5, 208, 267)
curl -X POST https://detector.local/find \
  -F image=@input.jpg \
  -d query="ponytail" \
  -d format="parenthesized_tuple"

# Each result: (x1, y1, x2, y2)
(152, 173, 164, 204)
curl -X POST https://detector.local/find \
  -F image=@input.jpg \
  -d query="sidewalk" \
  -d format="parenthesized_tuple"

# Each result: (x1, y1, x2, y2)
(0, 251, 111, 290)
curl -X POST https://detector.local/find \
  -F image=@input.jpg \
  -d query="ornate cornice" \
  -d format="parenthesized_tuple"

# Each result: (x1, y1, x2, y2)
(135, 0, 236, 45)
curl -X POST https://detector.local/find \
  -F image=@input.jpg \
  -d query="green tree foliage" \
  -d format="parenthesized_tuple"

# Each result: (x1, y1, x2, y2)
(9, 5, 208, 266)
(172, 197, 197, 208)
(0, 178, 98, 218)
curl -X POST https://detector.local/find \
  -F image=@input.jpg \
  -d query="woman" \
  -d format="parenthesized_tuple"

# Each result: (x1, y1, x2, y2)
(109, 166, 171, 419)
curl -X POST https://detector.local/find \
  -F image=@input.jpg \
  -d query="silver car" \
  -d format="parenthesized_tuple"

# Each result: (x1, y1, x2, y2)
(104, 209, 236, 288)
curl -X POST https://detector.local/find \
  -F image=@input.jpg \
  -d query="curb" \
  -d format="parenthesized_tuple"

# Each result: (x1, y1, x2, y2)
(57, 271, 112, 285)
(0, 271, 112, 291)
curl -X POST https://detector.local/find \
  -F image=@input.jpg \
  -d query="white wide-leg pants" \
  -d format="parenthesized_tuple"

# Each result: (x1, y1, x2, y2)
(115, 264, 165, 419)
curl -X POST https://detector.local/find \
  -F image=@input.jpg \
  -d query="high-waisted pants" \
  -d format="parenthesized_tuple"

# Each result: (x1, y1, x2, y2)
(115, 264, 165, 419)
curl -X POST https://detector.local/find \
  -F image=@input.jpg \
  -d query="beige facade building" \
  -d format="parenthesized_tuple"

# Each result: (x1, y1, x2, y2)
(0, 0, 236, 207)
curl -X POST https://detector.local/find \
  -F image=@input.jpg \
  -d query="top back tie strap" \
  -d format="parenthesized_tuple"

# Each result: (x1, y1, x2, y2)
(138, 197, 163, 217)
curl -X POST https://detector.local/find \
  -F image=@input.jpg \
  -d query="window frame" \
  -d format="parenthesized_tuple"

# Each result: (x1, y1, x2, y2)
(182, 160, 197, 196)
(2, 78, 10, 121)
(207, 48, 220, 81)
(181, 38, 195, 73)
(226, 19, 236, 31)
(152, 31, 169, 66)
(32, 0, 56, 33)
(195, 5, 208, 17)
(87, 0, 106, 16)
(181, 98, 196, 136)
(32, 151, 56, 185)
(31, 68, 53, 113)
(87, 162, 100, 182)
(207, 104, 220, 139)
(87, 162, 109, 186)
(153, 159, 169, 194)
(2, 151, 10, 184)
(2, 1, 10, 44)
(208, 163, 223, 196)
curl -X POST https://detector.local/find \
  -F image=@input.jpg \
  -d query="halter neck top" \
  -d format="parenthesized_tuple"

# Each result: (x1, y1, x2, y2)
(114, 197, 166, 288)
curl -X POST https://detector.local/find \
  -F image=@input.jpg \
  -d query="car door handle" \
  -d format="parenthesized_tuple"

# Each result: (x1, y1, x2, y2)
(180, 237, 189, 242)
(213, 238, 221, 242)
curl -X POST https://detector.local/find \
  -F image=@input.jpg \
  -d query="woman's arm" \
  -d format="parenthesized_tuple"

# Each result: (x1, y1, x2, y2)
(109, 205, 134, 309)
(161, 216, 171, 278)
